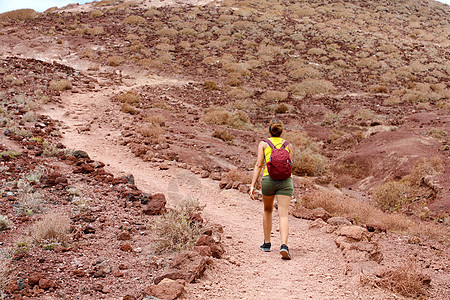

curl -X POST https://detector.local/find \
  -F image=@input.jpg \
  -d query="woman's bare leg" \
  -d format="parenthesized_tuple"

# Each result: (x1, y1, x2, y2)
(276, 195, 291, 245)
(263, 195, 275, 243)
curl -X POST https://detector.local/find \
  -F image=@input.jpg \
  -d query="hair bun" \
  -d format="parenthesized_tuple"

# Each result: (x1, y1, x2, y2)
(269, 119, 283, 136)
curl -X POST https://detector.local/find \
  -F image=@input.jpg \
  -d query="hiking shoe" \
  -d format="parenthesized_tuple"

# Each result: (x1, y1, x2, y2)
(280, 244, 291, 260)
(260, 242, 271, 252)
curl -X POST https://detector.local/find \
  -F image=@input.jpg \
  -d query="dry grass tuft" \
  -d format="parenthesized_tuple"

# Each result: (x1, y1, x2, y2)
(106, 55, 125, 66)
(124, 15, 147, 25)
(373, 180, 411, 212)
(262, 90, 288, 102)
(149, 198, 204, 253)
(361, 262, 431, 298)
(138, 124, 162, 140)
(30, 212, 71, 247)
(289, 79, 335, 95)
(0, 9, 37, 20)
(115, 91, 140, 104)
(49, 79, 72, 91)
(0, 215, 11, 231)
(225, 169, 251, 184)
(144, 114, 166, 126)
(202, 106, 251, 130)
(299, 189, 450, 242)
(212, 129, 234, 142)
(121, 103, 137, 114)
(204, 81, 219, 90)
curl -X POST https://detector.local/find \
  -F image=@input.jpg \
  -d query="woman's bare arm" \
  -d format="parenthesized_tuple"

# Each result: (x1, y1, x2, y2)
(250, 141, 266, 200)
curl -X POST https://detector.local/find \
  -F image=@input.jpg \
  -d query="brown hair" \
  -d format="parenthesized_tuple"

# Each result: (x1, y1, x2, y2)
(269, 119, 283, 137)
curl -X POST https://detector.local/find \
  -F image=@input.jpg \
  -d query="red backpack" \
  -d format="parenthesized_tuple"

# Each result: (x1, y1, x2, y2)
(264, 139, 292, 180)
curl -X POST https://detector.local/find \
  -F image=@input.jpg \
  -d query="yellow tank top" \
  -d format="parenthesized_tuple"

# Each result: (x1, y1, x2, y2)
(263, 137, 291, 177)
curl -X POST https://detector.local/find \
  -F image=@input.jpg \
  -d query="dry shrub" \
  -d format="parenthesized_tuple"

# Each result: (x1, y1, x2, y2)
(145, 8, 162, 17)
(204, 81, 219, 90)
(212, 129, 234, 142)
(283, 130, 315, 151)
(30, 212, 71, 246)
(49, 79, 72, 91)
(144, 114, 166, 126)
(361, 262, 430, 298)
(123, 15, 146, 25)
(90, 9, 103, 18)
(406, 157, 443, 186)
(225, 169, 251, 184)
(373, 180, 411, 212)
(292, 149, 327, 176)
(275, 103, 290, 114)
(18, 192, 44, 215)
(202, 106, 250, 130)
(383, 96, 403, 106)
(81, 46, 98, 59)
(150, 198, 204, 253)
(22, 111, 37, 122)
(307, 47, 327, 56)
(0, 215, 11, 231)
(0, 9, 37, 20)
(289, 66, 323, 79)
(156, 27, 178, 37)
(106, 55, 125, 66)
(226, 88, 252, 99)
(354, 108, 376, 120)
(121, 103, 137, 114)
(84, 26, 105, 35)
(115, 91, 140, 104)
(289, 79, 335, 95)
(138, 124, 162, 139)
(262, 90, 288, 102)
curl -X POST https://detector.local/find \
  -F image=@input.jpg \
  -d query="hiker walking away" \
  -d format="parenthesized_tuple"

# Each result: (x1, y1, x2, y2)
(250, 119, 294, 260)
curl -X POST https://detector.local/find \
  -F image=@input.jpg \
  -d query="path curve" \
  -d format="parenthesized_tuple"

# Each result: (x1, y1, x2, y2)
(42, 82, 398, 300)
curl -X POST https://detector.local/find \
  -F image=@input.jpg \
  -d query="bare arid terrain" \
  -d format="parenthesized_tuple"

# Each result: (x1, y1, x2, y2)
(0, 0, 449, 299)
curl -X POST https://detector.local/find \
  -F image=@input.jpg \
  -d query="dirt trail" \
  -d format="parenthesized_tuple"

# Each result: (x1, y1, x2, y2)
(40, 77, 402, 299)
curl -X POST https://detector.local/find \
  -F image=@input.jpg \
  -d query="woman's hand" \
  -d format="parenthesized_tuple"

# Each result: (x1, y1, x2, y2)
(249, 186, 255, 200)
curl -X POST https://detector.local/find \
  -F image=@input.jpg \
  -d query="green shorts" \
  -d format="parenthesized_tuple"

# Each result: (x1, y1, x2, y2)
(261, 176, 293, 197)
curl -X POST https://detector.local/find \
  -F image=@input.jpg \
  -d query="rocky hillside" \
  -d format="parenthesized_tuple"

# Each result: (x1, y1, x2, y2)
(0, 0, 449, 299)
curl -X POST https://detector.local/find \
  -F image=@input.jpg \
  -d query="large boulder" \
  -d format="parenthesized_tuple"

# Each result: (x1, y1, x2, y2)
(143, 193, 166, 215)
(153, 251, 207, 284)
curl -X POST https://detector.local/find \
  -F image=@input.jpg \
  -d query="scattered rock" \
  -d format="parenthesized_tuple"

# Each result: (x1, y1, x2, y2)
(73, 270, 85, 277)
(28, 273, 42, 286)
(327, 217, 352, 226)
(92, 283, 103, 292)
(144, 279, 185, 300)
(366, 222, 387, 233)
(195, 234, 225, 258)
(200, 170, 210, 178)
(143, 193, 166, 215)
(120, 244, 133, 252)
(72, 150, 90, 159)
(82, 225, 96, 234)
(154, 251, 207, 284)
(38, 278, 56, 290)
(336, 225, 369, 241)
(291, 206, 331, 221)
(308, 218, 327, 229)
(211, 172, 222, 181)
(117, 231, 131, 241)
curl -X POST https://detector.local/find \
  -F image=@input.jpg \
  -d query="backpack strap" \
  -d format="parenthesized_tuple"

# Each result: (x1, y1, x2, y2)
(263, 139, 276, 149)
(281, 141, 290, 149)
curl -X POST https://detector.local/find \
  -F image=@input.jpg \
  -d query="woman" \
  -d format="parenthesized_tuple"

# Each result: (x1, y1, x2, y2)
(250, 119, 293, 260)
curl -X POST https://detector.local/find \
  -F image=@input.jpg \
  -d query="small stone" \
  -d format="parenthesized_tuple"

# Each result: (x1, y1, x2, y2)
(327, 217, 352, 226)
(92, 283, 103, 292)
(73, 269, 85, 277)
(120, 244, 133, 252)
(117, 231, 131, 241)
(39, 279, 56, 290)
(200, 171, 210, 178)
